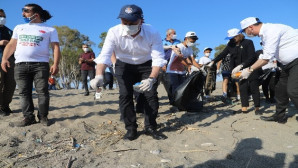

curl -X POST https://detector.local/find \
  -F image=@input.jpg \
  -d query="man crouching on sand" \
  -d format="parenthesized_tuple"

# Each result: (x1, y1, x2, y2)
(90, 4, 167, 141)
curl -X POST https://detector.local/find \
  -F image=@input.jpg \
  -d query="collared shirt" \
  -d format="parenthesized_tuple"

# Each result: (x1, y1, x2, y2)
(163, 38, 181, 61)
(80, 51, 95, 70)
(259, 23, 298, 65)
(94, 24, 166, 67)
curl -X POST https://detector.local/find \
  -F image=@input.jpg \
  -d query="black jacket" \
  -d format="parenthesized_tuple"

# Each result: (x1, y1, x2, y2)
(213, 38, 261, 81)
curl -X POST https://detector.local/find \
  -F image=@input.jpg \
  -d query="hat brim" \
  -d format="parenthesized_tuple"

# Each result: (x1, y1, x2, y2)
(118, 14, 140, 22)
(224, 36, 234, 40)
(187, 36, 198, 40)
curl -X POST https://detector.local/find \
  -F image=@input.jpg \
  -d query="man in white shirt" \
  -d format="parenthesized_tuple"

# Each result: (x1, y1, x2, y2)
(90, 4, 167, 141)
(1, 4, 61, 127)
(237, 17, 298, 125)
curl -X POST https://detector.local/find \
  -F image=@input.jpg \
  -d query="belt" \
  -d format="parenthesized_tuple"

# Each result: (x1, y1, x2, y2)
(16, 62, 49, 65)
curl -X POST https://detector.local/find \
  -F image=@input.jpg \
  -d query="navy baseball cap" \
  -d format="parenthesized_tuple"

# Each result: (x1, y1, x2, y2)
(118, 4, 143, 22)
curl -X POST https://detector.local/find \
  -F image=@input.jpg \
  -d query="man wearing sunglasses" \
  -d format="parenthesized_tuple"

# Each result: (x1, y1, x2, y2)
(0, 9, 16, 117)
(1, 4, 61, 127)
(90, 4, 167, 141)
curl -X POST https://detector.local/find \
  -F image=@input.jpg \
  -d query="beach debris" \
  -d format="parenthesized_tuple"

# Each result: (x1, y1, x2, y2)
(131, 163, 141, 167)
(185, 144, 189, 148)
(286, 145, 294, 148)
(111, 149, 138, 153)
(66, 156, 72, 168)
(201, 143, 214, 147)
(178, 126, 203, 134)
(161, 159, 171, 163)
(150, 149, 161, 155)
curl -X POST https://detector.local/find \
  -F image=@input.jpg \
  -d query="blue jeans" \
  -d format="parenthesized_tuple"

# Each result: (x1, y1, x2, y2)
(168, 73, 186, 95)
(14, 62, 49, 119)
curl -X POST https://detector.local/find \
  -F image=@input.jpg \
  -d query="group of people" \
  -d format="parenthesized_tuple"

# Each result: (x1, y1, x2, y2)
(1, 3, 298, 142)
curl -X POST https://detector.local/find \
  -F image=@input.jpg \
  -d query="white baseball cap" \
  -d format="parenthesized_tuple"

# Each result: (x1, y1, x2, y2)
(240, 17, 261, 32)
(185, 31, 198, 40)
(204, 47, 212, 52)
(224, 28, 241, 40)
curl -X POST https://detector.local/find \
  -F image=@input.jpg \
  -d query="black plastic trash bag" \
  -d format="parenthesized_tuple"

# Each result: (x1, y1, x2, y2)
(173, 71, 205, 112)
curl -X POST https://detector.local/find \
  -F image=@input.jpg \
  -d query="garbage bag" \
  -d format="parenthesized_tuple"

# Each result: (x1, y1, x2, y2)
(173, 71, 205, 112)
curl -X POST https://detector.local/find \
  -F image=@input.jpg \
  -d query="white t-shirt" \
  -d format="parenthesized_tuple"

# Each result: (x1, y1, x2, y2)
(12, 23, 59, 63)
(166, 43, 193, 74)
(198, 56, 211, 65)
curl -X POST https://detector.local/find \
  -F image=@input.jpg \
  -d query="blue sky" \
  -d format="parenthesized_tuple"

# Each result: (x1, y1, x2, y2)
(1, 0, 298, 59)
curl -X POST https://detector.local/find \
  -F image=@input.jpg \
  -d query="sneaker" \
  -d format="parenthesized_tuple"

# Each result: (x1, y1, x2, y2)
(14, 117, 37, 127)
(39, 117, 49, 126)
(84, 92, 89, 96)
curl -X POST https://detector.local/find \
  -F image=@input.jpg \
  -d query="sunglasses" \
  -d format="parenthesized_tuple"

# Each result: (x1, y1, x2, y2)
(22, 8, 32, 13)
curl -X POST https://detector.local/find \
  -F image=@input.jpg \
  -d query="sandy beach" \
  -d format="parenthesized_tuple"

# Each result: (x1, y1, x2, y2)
(0, 82, 297, 168)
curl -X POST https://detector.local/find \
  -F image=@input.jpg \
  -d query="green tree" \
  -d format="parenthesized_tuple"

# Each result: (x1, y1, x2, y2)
(214, 44, 226, 58)
(53, 26, 95, 89)
(98, 32, 107, 50)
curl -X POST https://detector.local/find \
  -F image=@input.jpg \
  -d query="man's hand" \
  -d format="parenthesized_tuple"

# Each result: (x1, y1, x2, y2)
(50, 64, 59, 75)
(139, 78, 157, 92)
(1, 59, 10, 72)
(240, 68, 251, 79)
(0, 40, 9, 46)
(232, 64, 243, 74)
(90, 75, 104, 89)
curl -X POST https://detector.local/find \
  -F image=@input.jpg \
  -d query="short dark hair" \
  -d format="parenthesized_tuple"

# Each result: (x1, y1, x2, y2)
(25, 4, 52, 22)
(253, 18, 262, 26)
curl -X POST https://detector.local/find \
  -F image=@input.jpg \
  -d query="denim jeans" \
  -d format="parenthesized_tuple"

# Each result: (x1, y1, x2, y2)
(81, 69, 95, 92)
(14, 62, 49, 119)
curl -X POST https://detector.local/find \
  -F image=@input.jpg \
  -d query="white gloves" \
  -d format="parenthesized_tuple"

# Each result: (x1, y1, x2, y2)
(90, 75, 104, 89)
(232, 64, 243, 74)
(206, 61, 214, 68)
(191, 65, 200, 72)
(139, 78, 157, 92)
(240, 68, 251, 79)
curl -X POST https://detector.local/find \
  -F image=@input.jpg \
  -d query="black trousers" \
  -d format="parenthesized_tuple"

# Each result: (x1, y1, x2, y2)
(275, 58, 298, 113)
(262, 70, 279, 100)
(115, 59, 159, 130)
(103, 71, 114, 89)
(239, 79, 260, 108)
(81, 69, 95, 92)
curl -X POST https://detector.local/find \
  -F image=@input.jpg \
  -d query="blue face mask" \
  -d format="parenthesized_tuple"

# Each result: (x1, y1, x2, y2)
(23, 14, 36, 23)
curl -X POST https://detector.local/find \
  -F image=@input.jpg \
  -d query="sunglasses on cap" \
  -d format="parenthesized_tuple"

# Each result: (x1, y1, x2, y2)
(22, 8, 32, 13)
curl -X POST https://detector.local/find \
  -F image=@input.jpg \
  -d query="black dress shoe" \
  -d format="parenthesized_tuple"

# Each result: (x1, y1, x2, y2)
(123, 129, 138, 141)
(144, 127, 167, 140)
(260, 113, 288, 123)
(255, 109, 263, 115)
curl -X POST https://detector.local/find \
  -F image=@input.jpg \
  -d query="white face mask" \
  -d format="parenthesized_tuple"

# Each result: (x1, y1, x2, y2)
(122, 24, 140, 36)
(171, 34, 177, 40)
(187, 41, 195, 47)
(0, 17, 6, 26)
(83, 48, 89, 53)
(246, 28, 255, 38)
(205, 53, 210, 57)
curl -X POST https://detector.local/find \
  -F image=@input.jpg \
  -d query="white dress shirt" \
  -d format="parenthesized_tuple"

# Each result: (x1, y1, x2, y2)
(94, 24, 166, 67)
(259, 23, 298, 65)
